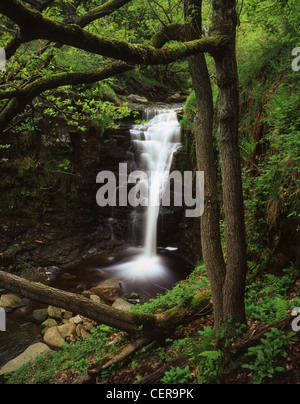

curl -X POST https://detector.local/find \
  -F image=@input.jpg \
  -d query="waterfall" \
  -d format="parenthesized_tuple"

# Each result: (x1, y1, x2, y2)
(129, 108, 182, 258)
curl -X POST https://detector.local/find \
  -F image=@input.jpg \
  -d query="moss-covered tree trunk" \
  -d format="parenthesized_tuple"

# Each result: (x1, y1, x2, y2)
(212, 0, 247, 334)
(184, 0, 226, 334)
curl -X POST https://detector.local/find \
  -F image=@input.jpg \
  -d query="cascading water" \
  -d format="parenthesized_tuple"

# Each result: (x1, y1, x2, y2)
(120, 108, 182, 279)
(129, 109, 182, 258)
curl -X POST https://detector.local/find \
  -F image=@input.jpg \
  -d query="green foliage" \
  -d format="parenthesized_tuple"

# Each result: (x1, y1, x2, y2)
(5, 324, 120, 384)
(237, 0, 300, 256)
(161, 365, 193, 385)
(245, 265, 300, 323)
(132, 263, 209, 314)
(242, 328, 298, 384)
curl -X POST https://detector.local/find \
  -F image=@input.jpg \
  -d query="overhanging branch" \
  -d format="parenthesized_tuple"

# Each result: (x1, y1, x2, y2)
(0, 0, 228, 65)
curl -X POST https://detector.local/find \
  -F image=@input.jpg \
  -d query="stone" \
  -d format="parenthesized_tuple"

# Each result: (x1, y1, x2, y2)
(0, 343, 51, 376)
(90, 277, 122, 301)
(89, 294, 102, 303)
(47, 306, 63, 321)
(43, 323, 76, 349)
(63, 310, 73, 320)
(82, 321, 94, 333)
(43, 327, 65, 349)
(60, 272, 77, 280)
(0, 294, 25, 311)
(112, 298, 133, 312)
(125, 292, 139, 300)
(167, 92, 186, 103)
(57, 323, 76, 340)
(128, 94, 149, 104)
(69, 315, 83, 325)
(41, 318, 58, 330)
(76, 324, 90, 339)
(30, 308, 49, 325)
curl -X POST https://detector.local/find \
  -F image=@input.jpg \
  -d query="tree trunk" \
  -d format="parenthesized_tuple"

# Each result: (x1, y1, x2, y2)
(212, 0, 247, 333)
(184, 0, 226, 334)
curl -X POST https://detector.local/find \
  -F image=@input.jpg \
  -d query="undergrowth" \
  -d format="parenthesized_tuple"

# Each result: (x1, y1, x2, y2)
(4, 261, 299, 385)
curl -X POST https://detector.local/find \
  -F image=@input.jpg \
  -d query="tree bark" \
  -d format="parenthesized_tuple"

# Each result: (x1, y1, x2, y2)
(0, 0, 228, 65)
(184, 0, 226, 334)
(212, 0, 248, 333)
(0, 270, 212, 337)
(0, 271, 140, 335)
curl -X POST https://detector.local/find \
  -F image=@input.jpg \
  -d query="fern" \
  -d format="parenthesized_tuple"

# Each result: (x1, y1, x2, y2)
(197, 350, 222, 361)
(274, 297, 290, 321)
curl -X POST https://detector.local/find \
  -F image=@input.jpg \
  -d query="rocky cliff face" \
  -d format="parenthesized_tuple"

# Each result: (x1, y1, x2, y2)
(0, 103, 200, 278)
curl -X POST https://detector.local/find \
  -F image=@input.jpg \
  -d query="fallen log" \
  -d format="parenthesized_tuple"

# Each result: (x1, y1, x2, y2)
(0, 270, 212, 339)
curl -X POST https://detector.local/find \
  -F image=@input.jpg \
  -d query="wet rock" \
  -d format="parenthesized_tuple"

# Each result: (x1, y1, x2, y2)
(0, 343, 51, 376)
(0, 294, 25, 311)
(125, 292, 139, 300)
(89, 294, 103, 304)
(112, 298, 133, 312)
(90, 277, 122, 301)
(41, 318, 58, 334)
(30, 308, 48, 325)
(60, 272, 77, 280)
(167, 92, 187, 103)
(47, 306, 63, 321)
(128, 94, 149, 104)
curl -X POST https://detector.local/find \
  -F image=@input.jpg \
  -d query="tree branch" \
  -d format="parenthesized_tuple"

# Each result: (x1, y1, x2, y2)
(0, 61, 131, 132)
(73, 0, 133, 27)
(3, 0, 133, 60)
(0, 0, 228, 65)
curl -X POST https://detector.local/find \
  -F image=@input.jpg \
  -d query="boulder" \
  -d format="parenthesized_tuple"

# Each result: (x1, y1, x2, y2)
(0, 343, 51, 376)
(41, 318, 58, 333)
(69, 315, 83, 325)
(90, 277, 122, 301)
(89, 294, 102, 303)
(43, 327, 65, 349)
(112, 298, 133, 312)
(30, 308, 48, 325)
(63, 310, 73, 320)
(0, 294, 25, 311)
(75, 324, 90, 339)
(58, 323, 76, 340)
(47, 306, 63, 321)
(128, 94, 149, 104)
(43, 323, 76, 349)
(167, 92, 187, 103)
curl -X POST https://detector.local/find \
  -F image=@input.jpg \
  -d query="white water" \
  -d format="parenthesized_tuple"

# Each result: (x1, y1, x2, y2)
(129, 109, 182, 260)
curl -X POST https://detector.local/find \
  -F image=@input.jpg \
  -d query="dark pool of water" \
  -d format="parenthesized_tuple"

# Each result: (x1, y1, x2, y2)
(54, 247, 193, 301)
(0, 299, 44, 370)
